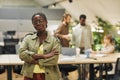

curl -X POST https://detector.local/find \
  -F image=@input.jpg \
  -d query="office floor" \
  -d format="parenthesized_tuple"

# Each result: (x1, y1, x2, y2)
(0, 70, 23, 80)
(0, 65, 115, 80)
(0, 70, 79, 80)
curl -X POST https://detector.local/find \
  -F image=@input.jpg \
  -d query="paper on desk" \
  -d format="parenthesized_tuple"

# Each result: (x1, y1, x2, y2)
(60, 56, 75, 61)
(95, 53, 107, 57)
(79, 54, 86, 58)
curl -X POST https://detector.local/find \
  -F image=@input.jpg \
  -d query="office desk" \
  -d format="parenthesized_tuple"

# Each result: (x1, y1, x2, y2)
(0, 53, 120, 80)
(58, 53, 120, 64)
(0, 54, 23, 80)
(58, 53, 120, 80)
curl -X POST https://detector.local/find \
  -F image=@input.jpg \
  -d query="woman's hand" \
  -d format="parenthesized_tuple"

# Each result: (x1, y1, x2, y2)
(31, 60, 38, 64)
(32, 54, 42, 60)
(62, 35, 71, 41)
(44, 48, 59, 58)
(32, 48, 59, 59)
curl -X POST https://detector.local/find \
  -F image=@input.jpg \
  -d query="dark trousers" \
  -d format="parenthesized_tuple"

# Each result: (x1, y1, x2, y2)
(80, 47, 85, 54)
(59, 64, 78, 75)
(24, 73, 45, 80)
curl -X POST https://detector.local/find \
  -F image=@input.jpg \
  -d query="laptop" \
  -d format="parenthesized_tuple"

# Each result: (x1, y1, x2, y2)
(61, 47, 76, 56)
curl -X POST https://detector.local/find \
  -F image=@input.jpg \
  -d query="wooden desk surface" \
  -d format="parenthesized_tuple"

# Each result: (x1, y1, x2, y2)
(0, 55, 10, 65)
(58, 53, 120, 64)
(0, 53, 120, 65)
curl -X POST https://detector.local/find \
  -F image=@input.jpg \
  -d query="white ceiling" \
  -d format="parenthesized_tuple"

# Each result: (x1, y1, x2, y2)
(0, 0, 120, 25)
(60, 0, 120, 25)
(34, 0, 120, 25)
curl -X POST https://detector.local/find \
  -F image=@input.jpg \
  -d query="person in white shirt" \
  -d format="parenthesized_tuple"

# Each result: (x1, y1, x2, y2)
(72, 14, 94, 53)
(72, 14, 94, 80)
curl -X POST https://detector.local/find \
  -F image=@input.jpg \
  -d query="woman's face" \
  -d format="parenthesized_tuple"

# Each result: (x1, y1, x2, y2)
(66, 16, 71, 24)
(103, 36, 110, 44)
(32, 15, 47, 32)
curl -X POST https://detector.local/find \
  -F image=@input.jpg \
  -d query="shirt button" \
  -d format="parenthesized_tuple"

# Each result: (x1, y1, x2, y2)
(46, 72, 49, 74)
(44, 50, 47, 52)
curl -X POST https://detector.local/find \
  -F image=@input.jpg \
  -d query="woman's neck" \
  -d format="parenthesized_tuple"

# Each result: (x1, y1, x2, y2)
(37, 31, 47, 45)
(104, 43, 111, 47)
(37, 31, 47, 37)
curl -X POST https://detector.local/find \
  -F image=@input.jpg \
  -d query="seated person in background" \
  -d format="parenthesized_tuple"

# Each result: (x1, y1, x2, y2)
(92, 34, 114, 54)
(91, 34, 115, 77)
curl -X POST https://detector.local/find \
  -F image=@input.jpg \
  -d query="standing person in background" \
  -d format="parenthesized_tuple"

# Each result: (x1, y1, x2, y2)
(19, 13, 61, 80)
(72, 14, 94, 80)
(54, 13, 78, 80)
(72, 14, 94, 53)
(54, 13, 72, 47)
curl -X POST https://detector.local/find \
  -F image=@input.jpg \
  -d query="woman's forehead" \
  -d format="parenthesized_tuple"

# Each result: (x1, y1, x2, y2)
(33, 15, 44, 19)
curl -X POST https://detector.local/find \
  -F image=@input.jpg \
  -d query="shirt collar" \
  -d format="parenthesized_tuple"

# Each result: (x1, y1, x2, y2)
(31, 31, 51, 43)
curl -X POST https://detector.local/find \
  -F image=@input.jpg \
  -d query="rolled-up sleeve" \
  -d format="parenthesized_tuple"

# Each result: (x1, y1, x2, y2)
(19, 36, 35, 63)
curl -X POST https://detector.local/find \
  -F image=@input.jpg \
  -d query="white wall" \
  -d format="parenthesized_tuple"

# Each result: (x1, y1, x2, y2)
(0, 19, 60, 32)
(0, 19, 60, 44)
(0, 0, 38, 7)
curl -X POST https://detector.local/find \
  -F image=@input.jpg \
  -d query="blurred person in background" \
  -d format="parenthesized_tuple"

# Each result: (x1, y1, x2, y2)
(54, 13, 72, 47)
(72, 14, 94, 80)
(91, 34, 115, 79)
(92, 34, 114, 54)
(54, 13, 78, 80)
(72, 14, 93, 53)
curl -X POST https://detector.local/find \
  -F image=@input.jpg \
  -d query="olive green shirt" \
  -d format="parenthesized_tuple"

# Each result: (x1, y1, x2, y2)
(19, 31, 62, 80)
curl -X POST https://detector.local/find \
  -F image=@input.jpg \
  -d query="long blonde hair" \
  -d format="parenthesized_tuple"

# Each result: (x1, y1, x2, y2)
(61, 13, 71, 22)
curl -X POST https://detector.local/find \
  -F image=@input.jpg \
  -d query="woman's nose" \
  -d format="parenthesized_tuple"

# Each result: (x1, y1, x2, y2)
(36, 21, 40, 25)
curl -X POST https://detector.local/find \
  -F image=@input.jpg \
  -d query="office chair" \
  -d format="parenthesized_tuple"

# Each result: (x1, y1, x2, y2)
(3, 34, 22, 74)
(59, 47, 78, 80)
(0, 46, 5, 74)
(3, 38, 22, 74)
(110, 57, 120, 80)
(59, 64, 78, 80)
(0, 66, 5, 74)
(94, 63, 113, 80)
(3, 38, 19, 54)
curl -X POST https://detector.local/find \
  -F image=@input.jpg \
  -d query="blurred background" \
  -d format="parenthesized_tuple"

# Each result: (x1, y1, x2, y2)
(0, 0, 120, 53)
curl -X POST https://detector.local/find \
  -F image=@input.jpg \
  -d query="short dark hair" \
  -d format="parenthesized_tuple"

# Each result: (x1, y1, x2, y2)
(31, 13, 48, 27)
(31, 13, 47, 22)
(79, 14, 86, 20)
